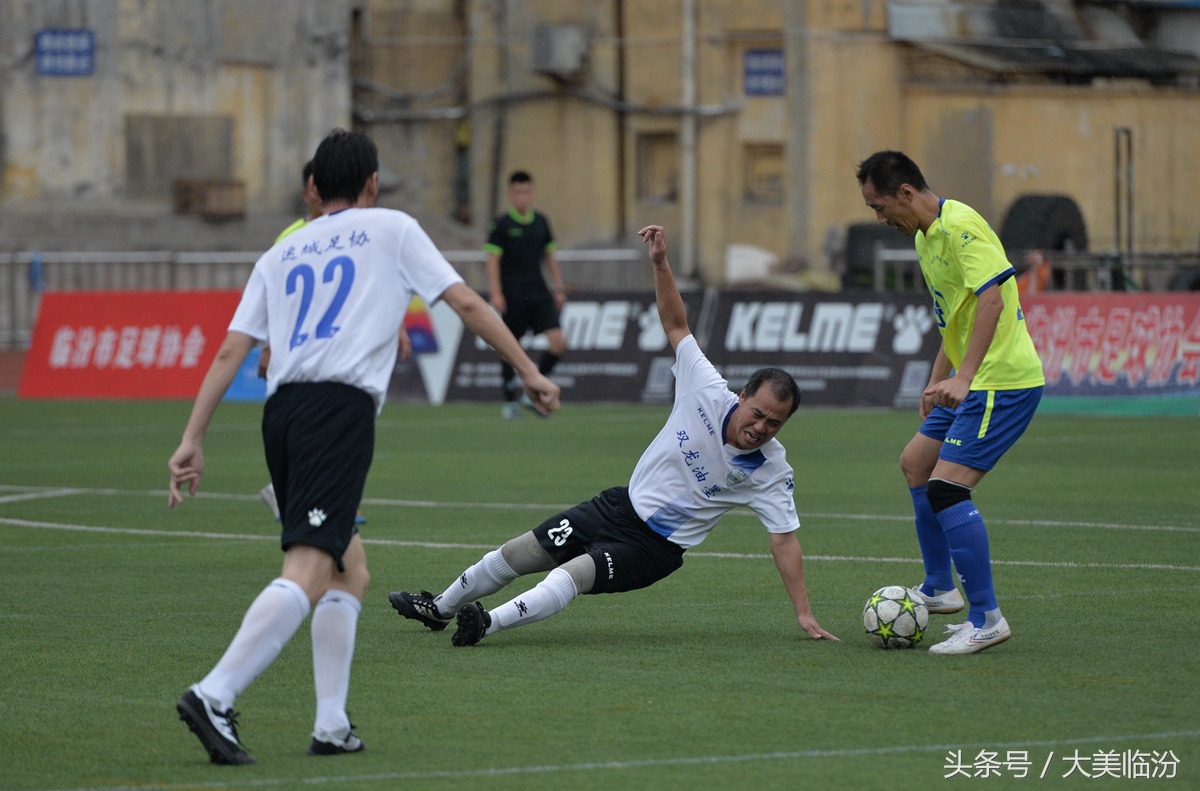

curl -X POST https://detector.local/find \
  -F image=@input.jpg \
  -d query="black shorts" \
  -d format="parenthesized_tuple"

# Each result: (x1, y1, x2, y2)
(262, 382, 375, 571)
(502, 287, 560, 338)
(532, 486, 685, 595)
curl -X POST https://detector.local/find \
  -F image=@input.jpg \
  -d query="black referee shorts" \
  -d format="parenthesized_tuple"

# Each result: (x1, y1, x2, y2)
(502, 287, 560, 337)
(532, 486, 684, 595)
(262, 382, 375, 571)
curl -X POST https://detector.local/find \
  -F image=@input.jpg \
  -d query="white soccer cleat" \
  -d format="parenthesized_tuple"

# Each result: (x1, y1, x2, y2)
(907, 585, 965, 614)
(928, 617, 1012, 655)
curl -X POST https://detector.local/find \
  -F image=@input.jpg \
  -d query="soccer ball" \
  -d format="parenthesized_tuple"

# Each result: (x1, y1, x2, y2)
(863, 585, 929, 649)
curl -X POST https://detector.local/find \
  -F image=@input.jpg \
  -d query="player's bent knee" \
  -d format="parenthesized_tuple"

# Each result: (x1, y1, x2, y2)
(560, 554, 596, 595)
(926, 478, 973, 513)
(501, 531, 556, 575)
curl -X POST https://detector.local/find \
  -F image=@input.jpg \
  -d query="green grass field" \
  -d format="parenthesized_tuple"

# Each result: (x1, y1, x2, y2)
(1, 396, 1197, 790)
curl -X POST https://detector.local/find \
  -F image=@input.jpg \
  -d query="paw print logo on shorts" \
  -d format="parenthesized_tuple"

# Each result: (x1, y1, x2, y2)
(893, 305, 934, 354)
(308, 508, 327, 527)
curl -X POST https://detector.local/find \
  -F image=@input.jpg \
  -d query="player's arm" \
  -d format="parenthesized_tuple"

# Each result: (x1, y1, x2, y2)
(770, 531, 839, 641)
(638, 225, 690, 351)
(439, 282, 560, 414)
(168, 330, 257, 507)
(543, 247, 567, 310)
(926, 285, 1003, 410)
(484, 250, 506, 313)
(920, 343, 953, 420)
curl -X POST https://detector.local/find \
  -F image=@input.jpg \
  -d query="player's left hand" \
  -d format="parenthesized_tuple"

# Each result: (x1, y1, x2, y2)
(638, 225, 668, 264)
(924, 376, 970, 411)
(798, 615, 839, 641)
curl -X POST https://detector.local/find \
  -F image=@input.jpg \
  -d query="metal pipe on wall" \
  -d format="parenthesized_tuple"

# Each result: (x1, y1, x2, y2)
(680, 0, 698, 278)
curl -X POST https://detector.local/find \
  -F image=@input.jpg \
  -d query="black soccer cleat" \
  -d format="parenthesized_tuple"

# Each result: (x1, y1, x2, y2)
(176, 687, 256, 765)
(388, 590, 452, 631)
(308, 728, 365, 756)
(451, 601, 492, 647)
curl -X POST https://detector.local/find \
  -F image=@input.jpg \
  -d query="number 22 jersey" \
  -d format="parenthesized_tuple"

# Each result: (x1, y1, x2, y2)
(230, 207, 464, 411)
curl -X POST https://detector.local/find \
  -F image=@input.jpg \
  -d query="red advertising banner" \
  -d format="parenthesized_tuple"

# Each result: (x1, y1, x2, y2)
(1023, 294, 1200, 397)
(19, 290, 241, 399)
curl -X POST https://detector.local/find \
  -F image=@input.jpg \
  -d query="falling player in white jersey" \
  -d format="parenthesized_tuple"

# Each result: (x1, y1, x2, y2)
(389, 224, 837, 647)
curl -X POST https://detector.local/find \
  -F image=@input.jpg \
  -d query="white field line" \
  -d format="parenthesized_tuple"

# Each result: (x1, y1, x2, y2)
(0, 483, 1196, 533)
(2, 517, 1199, 572)
(33, 729, 1200, 791)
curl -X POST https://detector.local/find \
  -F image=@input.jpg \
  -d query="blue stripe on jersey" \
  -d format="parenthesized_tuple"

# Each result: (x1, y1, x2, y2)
(645, 500, 692, 539)
(730, 449, 766, 473)
(721, 403, 736, 444)
(975, 267, 1016, 295)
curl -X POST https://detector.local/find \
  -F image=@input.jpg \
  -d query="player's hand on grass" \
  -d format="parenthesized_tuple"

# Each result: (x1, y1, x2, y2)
(799, 614, 839, 641)
(167, 441, 205, 507)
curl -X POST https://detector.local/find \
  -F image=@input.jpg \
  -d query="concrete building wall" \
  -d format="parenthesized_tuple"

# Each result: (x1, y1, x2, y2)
(1, 0, 1196, 276)
(904, 85, 1200, 253)
(0, 0, 351, 209)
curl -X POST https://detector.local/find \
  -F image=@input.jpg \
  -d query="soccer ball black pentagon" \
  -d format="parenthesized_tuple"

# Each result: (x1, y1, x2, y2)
(863, 585, 929, 649)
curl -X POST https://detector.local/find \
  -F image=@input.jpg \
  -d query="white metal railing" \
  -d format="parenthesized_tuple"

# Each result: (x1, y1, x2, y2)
(869, 246, 1199, 294)
(0, 248, 645, 349)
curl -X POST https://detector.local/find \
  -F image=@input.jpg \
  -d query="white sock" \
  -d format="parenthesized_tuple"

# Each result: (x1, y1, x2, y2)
(489, 567, 578, 635)
(198, 578, 310, 711)
(311, 590, 362, 738)
(436, 549, 519, 614)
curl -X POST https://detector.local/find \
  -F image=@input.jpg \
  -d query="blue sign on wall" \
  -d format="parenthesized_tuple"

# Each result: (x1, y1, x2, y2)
(36, 29, 95, 77)
(744, 48, 785, 96)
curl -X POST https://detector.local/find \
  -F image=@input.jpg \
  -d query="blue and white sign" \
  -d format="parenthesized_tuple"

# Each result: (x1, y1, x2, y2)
(35, 29, 95, 77)
(744, 48, 784, 96)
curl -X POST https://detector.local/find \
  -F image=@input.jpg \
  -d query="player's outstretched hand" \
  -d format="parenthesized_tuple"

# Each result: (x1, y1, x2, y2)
(167, 440, 205, 508)
(798, 614, 840, 641)
(638, 225, 667, 265)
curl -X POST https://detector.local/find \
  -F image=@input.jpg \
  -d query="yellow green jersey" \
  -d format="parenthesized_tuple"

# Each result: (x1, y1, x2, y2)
(274, 217, 308, 245)
(915, 199, 1045, 390)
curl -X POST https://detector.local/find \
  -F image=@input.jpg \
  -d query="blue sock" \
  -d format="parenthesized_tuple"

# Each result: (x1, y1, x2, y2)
(936, 500, 998, 628)
(910, 485, 954, 594)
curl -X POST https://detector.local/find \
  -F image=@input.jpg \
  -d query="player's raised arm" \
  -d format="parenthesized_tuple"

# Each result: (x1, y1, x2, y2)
(638, 225, 690, 351)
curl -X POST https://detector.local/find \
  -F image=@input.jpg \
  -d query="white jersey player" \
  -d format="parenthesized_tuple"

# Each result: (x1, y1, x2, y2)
(388, 224, 838, 647)
(167, 129, 559, 766)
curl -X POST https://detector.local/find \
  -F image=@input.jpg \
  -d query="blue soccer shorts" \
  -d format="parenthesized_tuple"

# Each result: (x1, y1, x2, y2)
(919, 386, 1043, 471)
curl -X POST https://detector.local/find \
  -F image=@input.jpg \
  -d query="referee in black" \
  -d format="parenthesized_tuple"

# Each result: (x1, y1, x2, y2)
(485, 170, 568, 419)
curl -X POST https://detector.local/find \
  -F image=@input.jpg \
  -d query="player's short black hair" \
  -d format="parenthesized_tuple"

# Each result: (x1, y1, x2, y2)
(743, 368, 801, 416)
(508, 170, 533, 185)
(856, 150, 929, 196)
(301, 159, 314, 185)
(311, 129, 378, 205)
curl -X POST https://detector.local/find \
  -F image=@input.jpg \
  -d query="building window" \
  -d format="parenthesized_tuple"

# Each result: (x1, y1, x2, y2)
(636, 132, 679, 202)
(743, 143, 784, 205)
